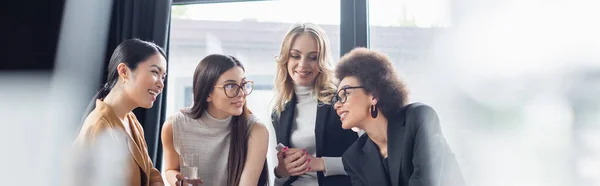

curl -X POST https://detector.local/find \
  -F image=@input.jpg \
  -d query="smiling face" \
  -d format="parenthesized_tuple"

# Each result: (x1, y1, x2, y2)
(207, 66, 252, 117)
(121, 53, 167, 109)
(286, 33, 320, 86)
(334, 76, 376, 130)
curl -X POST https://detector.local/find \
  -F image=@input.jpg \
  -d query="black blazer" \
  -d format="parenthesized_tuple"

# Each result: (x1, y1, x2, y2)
(342, 103, 466, 186)
(271, 95, 358, 186)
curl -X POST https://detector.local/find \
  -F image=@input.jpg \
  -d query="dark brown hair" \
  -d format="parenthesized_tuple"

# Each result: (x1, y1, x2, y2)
(335, 47, 409, 119)
(185, 54, 268, 186)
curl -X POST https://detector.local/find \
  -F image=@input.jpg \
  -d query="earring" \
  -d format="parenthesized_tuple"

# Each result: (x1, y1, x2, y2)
(370, 105, 378, 118)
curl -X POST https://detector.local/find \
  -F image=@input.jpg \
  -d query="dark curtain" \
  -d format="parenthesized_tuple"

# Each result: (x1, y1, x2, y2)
(103, 0, 173, 170)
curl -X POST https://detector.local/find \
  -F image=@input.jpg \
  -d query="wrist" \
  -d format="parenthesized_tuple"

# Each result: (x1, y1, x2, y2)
(316, 157, 326, 172)
(274, 166, 287, 178)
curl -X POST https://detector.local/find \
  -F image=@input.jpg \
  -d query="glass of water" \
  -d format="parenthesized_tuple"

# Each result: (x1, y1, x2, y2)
(180, 152, 200, 180)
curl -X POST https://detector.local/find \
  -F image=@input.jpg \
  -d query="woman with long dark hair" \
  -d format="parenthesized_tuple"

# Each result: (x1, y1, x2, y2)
(161, 54, 269, 186)
(74, 38, 167, 186)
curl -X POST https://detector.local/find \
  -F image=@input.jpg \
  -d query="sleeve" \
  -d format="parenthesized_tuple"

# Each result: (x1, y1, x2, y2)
(149, 167, 163, 183)
(322, 157, 347, 176)
(273, 167, 291, 186)
(342, 156, 365, 186)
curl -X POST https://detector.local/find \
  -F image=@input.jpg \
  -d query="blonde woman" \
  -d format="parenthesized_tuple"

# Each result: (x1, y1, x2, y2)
(271, 22, 358, 186)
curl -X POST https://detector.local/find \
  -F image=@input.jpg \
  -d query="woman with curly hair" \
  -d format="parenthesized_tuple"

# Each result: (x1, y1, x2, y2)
(334, 48, 465, 186)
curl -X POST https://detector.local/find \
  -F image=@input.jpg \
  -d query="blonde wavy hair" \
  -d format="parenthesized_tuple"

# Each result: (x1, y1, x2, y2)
(272, 22, 337, 114)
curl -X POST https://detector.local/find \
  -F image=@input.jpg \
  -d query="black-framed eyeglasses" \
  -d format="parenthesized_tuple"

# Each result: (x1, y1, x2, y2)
(331, 86, 364, 105)
(214, 81, 254, 98)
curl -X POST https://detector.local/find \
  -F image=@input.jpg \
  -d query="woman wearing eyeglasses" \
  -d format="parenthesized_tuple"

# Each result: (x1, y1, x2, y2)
(271, 22, 358, 186)
(333, 48, 465, 186)
(161, 54, 269, 186)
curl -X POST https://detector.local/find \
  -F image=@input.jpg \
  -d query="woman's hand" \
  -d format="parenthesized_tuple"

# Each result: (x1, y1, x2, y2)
(305, 154, 325, 172)
(274, 147, 311, 177)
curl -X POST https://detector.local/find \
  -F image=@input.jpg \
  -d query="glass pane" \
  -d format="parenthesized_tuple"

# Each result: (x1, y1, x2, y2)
(166, 1, 340, 184)
(369, 0, 600, 185)
(168, 0, 340, 119)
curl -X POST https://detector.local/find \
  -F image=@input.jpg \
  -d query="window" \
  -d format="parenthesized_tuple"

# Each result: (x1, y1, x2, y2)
(165, 1, 340, 184)
(369, 0, 600, 185)
(167, 1, 341, 119)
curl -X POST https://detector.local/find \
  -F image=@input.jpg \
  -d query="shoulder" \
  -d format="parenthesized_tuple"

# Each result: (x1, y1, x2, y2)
(167, 110, 195, 130)
(247, 115, 265, 130)
(342, 134, 368, 170)
(404, 102, 441, 133)
(164, 110, 189, 126)
(342, 134, 369, 160)
(75, 110, 121, 146)
(247, 114, 259, 124)
(80, 109, 113, 135)
(161, 115, 175, 133)
(162, 110, 192, 136)
(172, 109, 192, 122)
(247, 116, 268, 138)
(407, 102, 438, 119)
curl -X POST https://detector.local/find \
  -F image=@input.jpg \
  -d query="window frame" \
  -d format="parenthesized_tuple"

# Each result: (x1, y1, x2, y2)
(340, 0, 369, 56)
(173, 0, 271, 5)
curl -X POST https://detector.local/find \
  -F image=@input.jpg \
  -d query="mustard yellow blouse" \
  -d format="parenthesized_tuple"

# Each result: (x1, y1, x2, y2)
(74, 100, 162, 186)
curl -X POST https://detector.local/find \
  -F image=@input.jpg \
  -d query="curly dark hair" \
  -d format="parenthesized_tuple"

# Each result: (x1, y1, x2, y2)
(335, 47, 409, 119)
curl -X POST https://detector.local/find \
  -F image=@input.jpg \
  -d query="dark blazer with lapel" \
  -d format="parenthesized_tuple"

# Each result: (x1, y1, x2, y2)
(271, 95, 358, 186)
(342, 102, 466, 186)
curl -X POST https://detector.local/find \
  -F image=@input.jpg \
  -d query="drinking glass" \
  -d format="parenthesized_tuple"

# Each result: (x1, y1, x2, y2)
(180, 152, 200, 180)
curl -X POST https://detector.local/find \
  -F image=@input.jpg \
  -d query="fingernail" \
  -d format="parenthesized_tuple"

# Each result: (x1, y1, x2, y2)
(283, 147, 288, 151)
(308, 167, 311, 170)
(308, 159, 311, 163)
(184, 177, 189, 180)
(305, 152, 308, 155)
(302, 149, 305, 152)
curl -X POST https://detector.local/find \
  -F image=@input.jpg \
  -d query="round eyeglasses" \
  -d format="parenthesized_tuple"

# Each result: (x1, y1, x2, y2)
(214, 81, 254, 98)
(331, 86, 365, 105)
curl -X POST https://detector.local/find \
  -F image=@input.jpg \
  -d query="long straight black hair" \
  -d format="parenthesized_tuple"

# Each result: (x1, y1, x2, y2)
(81, 38, 166, 122)
(186, 54, 268, 186)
